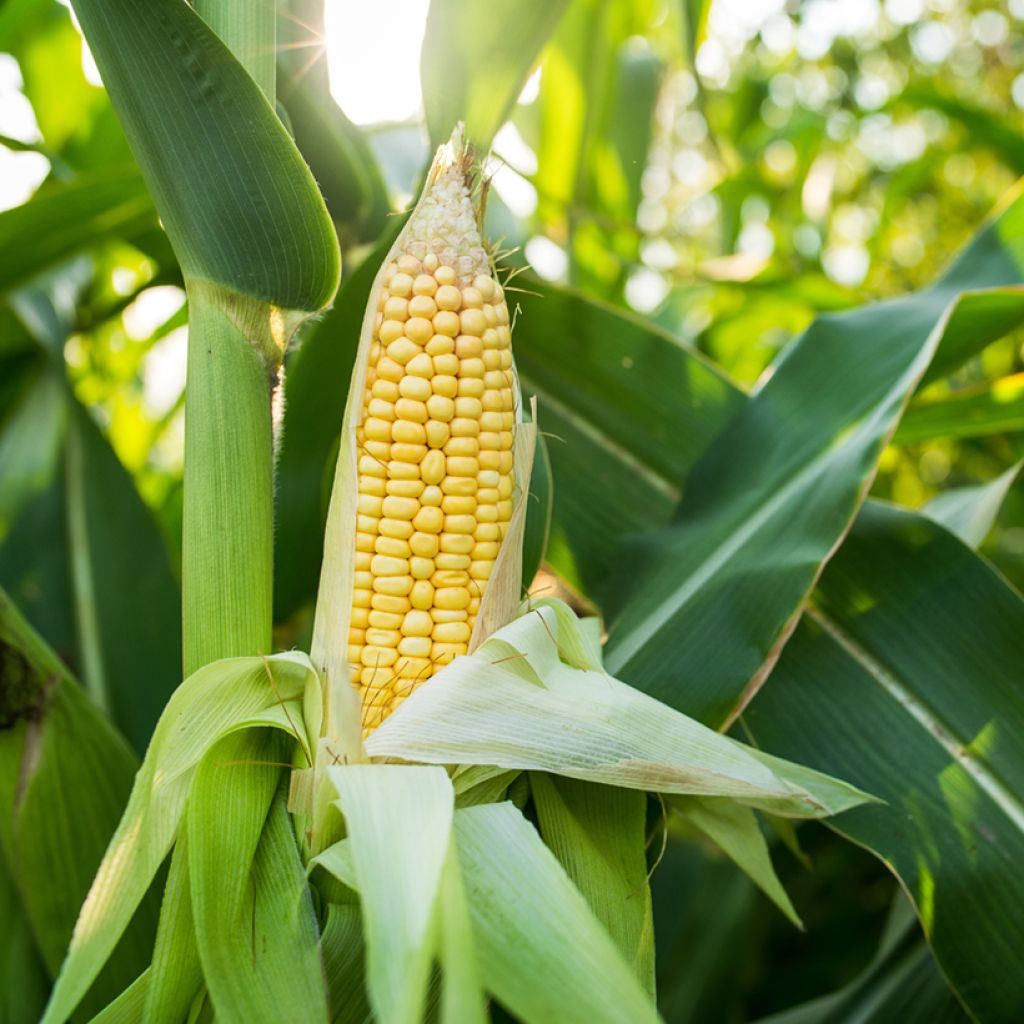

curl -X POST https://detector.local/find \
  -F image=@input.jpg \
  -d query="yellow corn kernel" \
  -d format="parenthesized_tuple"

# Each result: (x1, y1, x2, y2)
(347, 144, 517, 735)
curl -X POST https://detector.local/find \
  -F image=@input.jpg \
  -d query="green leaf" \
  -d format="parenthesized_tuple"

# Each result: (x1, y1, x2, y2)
(40, 652, 314, 1024)
(189, 749, 328, 1024)
(520, 429, 552, 587)
(69, 0, 338, 314)
(320, 902, 373, 1024)
(894, 372, 1024, 443)
(515, 278, 744, 594)
(63, 401, 182, 753)
(672, 797, 801, 929)
(142, 832, 202, 1024)
(650, 837, 759, 1024)
(322, 765, 454, 1024)
(437, 845, 487, 1024)
(751, 898, 967, 1024)
(89, 973, 151, 1024)
(603, 208, 1024, 727)
(0, 588, 156, 1018)
(0, 168, 155, 294)
(745, 502, 1024, 1022)
(0, 295, 181, 753)
(366, 602, 870, 816)
(454, 801, 659, 1024)
(422, 0, 571, 149)
(923, 460, 1023, 548)
(0, 854, 50, 1024)
(531, 775, 655, 992)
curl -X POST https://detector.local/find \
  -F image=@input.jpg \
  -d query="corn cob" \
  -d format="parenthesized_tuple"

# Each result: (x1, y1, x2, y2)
(348, 149, 517, 732)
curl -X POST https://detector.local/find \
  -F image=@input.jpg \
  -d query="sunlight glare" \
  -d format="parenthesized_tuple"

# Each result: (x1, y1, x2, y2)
(324, 0, 429, 125)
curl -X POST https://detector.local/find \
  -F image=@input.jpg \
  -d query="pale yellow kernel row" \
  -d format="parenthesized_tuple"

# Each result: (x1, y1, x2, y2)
(348, 252, 516, 734)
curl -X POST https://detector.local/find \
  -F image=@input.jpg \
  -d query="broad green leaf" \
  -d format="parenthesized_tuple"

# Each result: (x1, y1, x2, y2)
(422, 0, 571, 149)
(0, 397, 182, 754)
(454, 801, 659, 1024)
(366, 603, 870, 816)
(275, 227, 403, 621)
(0, 588, 156, 1018)
(531, 775, 655, 992)
(63, 401, 182, 753)
(40, 652, 315, 1024)
(603, 202, 1024, 727)
(672, 797, 801, 929)
(894, 372, 1024, 443)
(324, 765, 454, 1024)
(745, 502, 1024, 1022)
(69, 0, 339, 314)
(752, 897, 966, 1024)
(923, 461, 1023, 548)
(514, 278, 743, 593)
(0, 168, 155, 294)
(189, 753, 328, 1024)
(1, 296, 181, 753)
(510, 194, 1024, 616)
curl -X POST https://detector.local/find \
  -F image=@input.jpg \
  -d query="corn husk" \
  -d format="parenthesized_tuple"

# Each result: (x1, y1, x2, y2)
(310, 126, 533, 763)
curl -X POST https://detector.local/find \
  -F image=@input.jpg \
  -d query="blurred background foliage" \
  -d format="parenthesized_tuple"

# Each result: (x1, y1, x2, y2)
(2, 0, 1023, 1019)
(4, 0, 1024, 596)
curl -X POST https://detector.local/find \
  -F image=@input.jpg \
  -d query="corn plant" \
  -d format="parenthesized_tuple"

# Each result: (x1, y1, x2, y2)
(2, 1, 1024, 1023)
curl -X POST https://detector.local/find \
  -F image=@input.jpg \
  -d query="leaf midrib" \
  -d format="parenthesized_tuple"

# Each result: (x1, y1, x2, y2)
(808, 607, 1024, 834)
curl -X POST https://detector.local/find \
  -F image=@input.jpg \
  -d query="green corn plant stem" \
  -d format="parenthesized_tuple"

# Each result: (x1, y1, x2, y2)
(181, 295, 276, 674)
(182, 1, 277, 674)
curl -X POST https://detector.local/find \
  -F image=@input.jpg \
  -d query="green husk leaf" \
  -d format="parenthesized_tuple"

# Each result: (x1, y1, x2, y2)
(531, 775, 655, 993)
(322, 765, 454, 1024)
(88, 973, 150, 1024)
(320, 902, 373, 1024)
(672, 796, 802, 929)
(142, 829, 202, 1024)
(41, 652, 315, 1024)
(437, 844, 488, 1024)
(453, 802, 659, 1024)
(366, 602, 872, 816)
(189, 750, 329, 1024)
